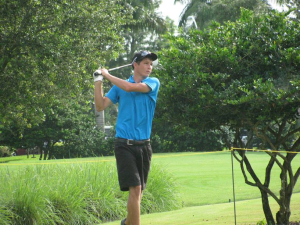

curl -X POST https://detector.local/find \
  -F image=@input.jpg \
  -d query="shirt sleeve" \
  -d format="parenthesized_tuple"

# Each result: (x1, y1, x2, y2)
(143, 77, 160, 102)
(105, 85, 119, 104)
(143, 77, 160, 93)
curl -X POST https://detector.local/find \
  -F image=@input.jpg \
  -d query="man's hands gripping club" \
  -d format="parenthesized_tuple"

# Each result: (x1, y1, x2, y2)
(93, 68, 109, 82)
(93, 63, 134, 83)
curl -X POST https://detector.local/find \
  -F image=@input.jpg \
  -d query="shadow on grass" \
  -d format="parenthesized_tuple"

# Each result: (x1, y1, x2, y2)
(0, 157, 24, 164)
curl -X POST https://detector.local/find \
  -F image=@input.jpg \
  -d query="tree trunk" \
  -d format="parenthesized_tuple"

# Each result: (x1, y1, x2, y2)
(276, 159, 292, 224)
(246, 129, 253, 149)
(260, 190, 275, 224)
(276, 201, 291, 225)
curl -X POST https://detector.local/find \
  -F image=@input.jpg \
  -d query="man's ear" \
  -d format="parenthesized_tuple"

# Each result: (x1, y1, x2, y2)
(133, 61, 138, 68)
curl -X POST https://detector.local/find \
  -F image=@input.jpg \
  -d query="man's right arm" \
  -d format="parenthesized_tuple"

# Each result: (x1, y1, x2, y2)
(94, 81, 113, 112)
(101, 68, 150, 93)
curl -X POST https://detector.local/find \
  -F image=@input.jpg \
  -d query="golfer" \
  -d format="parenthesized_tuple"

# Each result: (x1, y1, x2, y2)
(94, 51, 160, 225)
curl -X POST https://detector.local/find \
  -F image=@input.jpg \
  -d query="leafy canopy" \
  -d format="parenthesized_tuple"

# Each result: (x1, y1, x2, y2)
(156, 8, 300, 140)
(0, 0, 133, 131)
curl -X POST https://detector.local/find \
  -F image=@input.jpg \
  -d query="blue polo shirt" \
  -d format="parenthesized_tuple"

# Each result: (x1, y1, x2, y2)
(105, 75, 160, 140)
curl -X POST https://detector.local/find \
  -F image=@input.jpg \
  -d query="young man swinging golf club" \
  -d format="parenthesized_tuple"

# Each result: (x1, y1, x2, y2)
(94, 51, 160, 225)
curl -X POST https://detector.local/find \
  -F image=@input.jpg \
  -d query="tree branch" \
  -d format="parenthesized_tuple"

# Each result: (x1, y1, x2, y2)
(290, 136, 300, 152)
(239, 153, 257, 187)
(238, 151, 280, 204)
(286, 153, 300, 194)
(265, 151, 286, 167)
(293, 167, 300, 186)
(232, 150, 242, 163)
(264, 155, 276, 187)
(279, 127, 300, 149)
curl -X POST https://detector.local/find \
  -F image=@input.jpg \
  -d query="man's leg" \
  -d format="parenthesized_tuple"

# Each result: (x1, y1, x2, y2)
(125, 185, 142, 225)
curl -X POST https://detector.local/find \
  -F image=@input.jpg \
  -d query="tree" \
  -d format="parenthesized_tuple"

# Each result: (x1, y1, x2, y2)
(121, 0, 166, 55)
(1, 97, 114, 159)
(155, 9, 300, 224)
(0, 0, 133, 135)
(175, 0, 271, 29)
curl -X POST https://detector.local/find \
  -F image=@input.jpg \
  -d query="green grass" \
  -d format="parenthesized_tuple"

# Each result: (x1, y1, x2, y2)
(1, 151, 300, 224)
(104, 193, 300, 225)
(152, 151, 300, 207)
(0, 155, 29, 163)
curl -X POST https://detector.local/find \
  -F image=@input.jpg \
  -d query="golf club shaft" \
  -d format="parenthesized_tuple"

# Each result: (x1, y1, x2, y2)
(98, 64, 132, 72)
(94, 59, 157, 76)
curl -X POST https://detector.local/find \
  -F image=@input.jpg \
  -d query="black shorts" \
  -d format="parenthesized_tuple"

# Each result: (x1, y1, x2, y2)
(114, 141, 152, 192)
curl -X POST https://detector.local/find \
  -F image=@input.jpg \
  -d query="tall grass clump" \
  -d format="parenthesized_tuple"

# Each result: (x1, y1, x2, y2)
(141, 163, 182, 213)
(1, 166, 55, 224)
(0, 160, 181, 224)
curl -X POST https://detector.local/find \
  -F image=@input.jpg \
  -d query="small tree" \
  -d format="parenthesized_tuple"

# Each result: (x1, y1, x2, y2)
(156, 9, 300, 224)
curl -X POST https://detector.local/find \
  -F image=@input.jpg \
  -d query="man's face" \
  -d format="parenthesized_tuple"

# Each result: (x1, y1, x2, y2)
(135, 58, 153, 78)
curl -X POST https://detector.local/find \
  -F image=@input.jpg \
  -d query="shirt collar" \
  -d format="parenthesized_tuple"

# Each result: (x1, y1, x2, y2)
(128, 75, 135, 83)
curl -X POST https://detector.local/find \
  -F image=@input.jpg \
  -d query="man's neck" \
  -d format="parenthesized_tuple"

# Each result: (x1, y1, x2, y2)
(133, 74, 147, 83)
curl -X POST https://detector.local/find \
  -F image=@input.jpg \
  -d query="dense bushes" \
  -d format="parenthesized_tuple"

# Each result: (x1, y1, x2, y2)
(51, 130, 116, 159)
(151, 121, 226, 153)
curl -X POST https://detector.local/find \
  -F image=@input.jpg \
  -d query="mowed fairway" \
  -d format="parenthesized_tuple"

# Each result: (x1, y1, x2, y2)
(105, 151, 300, 224)
(153, 151, 300, 206)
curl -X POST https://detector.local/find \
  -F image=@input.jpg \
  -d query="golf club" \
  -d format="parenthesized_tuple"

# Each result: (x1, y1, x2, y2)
(93, 59, 158, 76)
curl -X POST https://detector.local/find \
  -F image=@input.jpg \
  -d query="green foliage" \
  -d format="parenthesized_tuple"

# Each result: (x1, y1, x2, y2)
(62, 128, 115, 158)
(1, 98, 115, 159)
(0, 0, 133, 131)
(156, 8, 300, 138)
(0, 161, 181, 224)
(151, 121, 225, 152)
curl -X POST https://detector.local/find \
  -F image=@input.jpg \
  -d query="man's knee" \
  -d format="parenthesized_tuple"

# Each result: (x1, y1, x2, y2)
(129, 186, 142, 198)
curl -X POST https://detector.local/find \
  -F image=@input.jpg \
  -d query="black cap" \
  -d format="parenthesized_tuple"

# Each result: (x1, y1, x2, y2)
(131, 51, 158, 65)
